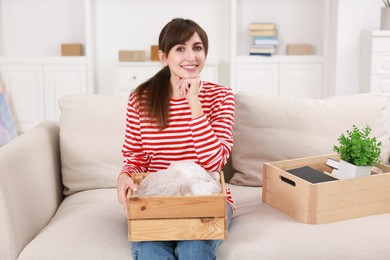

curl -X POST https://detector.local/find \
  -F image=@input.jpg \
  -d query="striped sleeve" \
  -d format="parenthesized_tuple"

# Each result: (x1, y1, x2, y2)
(120, 94, 149, 177)
(188, 89, 235, 172)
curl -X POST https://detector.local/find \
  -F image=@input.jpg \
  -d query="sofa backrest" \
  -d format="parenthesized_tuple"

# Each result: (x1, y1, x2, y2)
(58, 93, 390, 194)
(229, 92, 390, 186)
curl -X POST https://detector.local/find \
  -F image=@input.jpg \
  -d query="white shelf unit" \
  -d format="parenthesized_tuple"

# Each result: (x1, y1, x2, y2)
(0, 57, 90, 133)
(230, 0, 330, 97)
(0, 0, 93, 133)
(360, 30, 390, 94)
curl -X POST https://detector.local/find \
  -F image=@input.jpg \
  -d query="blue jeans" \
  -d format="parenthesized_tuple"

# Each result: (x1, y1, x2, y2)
(131, 203, 233, 260)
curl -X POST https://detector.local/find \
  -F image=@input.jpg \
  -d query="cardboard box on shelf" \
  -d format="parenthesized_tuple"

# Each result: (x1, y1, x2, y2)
(150, 45, 159, 61)
(287, 44, 313, 55)
(61, 44, 83, 56)
(119, 50, 146, 62)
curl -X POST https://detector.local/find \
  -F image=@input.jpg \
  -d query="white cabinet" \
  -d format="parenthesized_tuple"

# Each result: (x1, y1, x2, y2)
(0, 64, 44, 132)
(0, 57, 89, 133)
(116, 62, 162, 95)
(235, 56, 323, 98)
(115, 61, 219, 95)
(230, 0, 329, 97)
(279, 63, 323, 98)
(236, 63, 279, 95)
(44, 64, 87, 120)
(361, 31, 390, 94)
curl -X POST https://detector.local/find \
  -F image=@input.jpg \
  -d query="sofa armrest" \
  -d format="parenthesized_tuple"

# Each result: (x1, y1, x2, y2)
(0, 121, 63, 259)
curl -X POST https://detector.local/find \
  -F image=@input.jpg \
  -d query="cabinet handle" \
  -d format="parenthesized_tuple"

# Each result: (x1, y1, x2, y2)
(132, 76, 137, 80)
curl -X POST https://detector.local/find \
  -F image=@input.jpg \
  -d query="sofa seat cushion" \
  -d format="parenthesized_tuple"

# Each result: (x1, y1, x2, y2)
(18, 186, 390, 260)
(219, 184, 390, 259)
(230, 92, 390, 186)
(18, 189, 130, 260)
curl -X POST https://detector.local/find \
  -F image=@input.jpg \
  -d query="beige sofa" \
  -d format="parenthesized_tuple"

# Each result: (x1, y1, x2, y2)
(1, 92, 390, 260)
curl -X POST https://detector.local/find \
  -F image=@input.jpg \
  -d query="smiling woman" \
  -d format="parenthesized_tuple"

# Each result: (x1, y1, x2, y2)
(116, 18, 235, 260)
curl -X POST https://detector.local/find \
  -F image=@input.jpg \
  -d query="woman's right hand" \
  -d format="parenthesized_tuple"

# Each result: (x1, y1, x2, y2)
(117, 173, 138, 215)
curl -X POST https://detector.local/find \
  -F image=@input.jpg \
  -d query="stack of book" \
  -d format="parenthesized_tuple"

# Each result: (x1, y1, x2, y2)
(249, 23, 278, 56)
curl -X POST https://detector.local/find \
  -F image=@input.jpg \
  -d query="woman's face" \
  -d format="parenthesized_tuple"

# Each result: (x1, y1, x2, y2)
(159, 32, 206, 80)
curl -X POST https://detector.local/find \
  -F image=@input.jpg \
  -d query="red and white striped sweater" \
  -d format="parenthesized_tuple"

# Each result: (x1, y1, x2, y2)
(120, 81, 235, 209)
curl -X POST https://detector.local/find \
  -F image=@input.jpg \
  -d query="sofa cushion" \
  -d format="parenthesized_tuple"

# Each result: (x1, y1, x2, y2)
(59, 95, 128, 195)
(230, 92, 390, 186)
(18, 189, 131, 259)
(217, 184, 390, 259)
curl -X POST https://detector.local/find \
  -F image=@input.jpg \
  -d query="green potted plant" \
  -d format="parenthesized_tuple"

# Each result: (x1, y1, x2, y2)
(333, 125, 382, 179)
(381, 0, 390, 29)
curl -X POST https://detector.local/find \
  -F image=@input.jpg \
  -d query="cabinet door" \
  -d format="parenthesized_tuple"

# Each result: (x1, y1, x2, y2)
(236, 64, 279, 95)
(0, 64, 44, 133)
(44, 64, 88, 120)
(116, 65, 162, 95)
(371, 76, 390, 93)
(279, 63, 323, 98)
(372, 53, 390, 74)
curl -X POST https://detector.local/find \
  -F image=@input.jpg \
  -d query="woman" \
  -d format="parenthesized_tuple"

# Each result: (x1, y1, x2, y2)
(117, 18, 235, 260)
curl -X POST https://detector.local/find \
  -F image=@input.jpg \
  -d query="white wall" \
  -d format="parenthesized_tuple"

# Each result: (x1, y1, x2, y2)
(332, 0, 383, 96)
(0, 0, 387, 96)
(93, 0, 230, 94)
(1, 0, 85, 56)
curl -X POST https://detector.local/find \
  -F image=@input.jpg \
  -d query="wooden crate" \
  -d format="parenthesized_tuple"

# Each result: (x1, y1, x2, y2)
(262, 154, 390, 224)
(127, 172, 227, 241)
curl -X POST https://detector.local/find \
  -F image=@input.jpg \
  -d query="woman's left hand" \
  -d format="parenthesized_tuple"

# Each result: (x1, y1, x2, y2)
(177, 77, 202, 102)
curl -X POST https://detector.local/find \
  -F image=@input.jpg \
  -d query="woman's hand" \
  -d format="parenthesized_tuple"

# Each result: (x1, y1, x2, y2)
(177, 77, 204, 118)
(177, 77, 202, 101)
(117, 173, 138, 215)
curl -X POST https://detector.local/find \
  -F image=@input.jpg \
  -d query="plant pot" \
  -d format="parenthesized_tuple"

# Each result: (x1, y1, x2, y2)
(381, 7, 390, 30)
(335, 160, 372, 180)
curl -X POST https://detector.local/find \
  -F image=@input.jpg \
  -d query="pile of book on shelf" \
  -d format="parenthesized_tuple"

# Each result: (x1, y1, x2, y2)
(249, 23, 278, 56)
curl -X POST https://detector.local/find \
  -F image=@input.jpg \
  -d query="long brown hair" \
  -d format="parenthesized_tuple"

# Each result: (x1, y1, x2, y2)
(133, 18, 208, 129)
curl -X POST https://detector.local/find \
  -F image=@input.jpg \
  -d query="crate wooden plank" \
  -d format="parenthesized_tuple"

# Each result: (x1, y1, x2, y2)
(315, 199, 390, 224)
(128, 217, 226, 242)
(264, 191, 310, 223)
(315, 172, 390, 197)
(316, 186, 390, 211)
(128, 195, 226, 219)
(265, 175, 310, 210)
(267, 154, 339, 172)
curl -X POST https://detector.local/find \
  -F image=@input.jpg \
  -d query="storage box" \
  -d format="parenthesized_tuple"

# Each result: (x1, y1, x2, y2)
(127, 172, 227, 241)
(61, 44, 83, 56)
(286, 44, 313, 55)
(263, 154, 390, 224)
(150, 45, 159, 61)
(119, 50, 146, 62)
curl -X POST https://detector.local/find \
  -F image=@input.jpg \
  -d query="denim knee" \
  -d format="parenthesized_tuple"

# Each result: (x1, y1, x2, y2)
(131, 241, 176, 260)
(175, 240, 218, 260)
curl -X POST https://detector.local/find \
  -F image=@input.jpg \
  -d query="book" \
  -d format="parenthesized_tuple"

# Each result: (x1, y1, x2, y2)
(249, 23, 276, 30)
(252, 36, 278, 40)
(250, 30, 278, 37)
(250, 45, 276, 49)
(253, 38, 279, 45)
(325, 158, 339, 170)
(249, 47, 276, 54)
(287, 166, 338, 184)
(249, 53, 273, 56)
